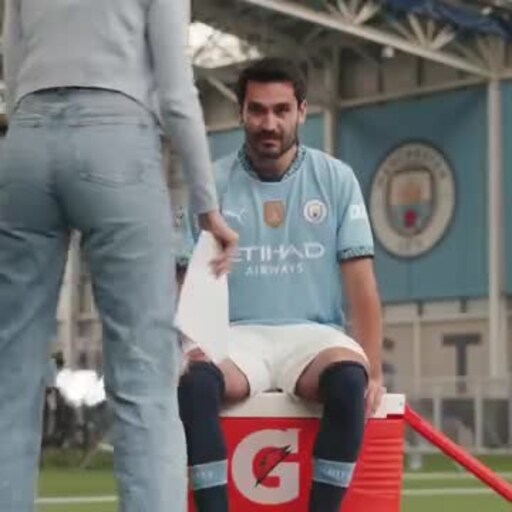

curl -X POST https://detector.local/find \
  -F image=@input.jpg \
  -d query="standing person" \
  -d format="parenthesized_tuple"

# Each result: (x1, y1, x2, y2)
(0, 1, 237, 511)
(179, 58, 384, 512)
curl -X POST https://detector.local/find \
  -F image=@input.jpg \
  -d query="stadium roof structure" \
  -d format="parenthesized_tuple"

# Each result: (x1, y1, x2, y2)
(191, 0, 512, 79)
(0, 1, 511, 107)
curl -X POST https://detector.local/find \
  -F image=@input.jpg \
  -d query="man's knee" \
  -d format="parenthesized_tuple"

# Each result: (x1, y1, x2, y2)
(218, 359, 250, 403)
(179, 362, 225, 420)
(319, 361, 368, 414)
(178, 362, 227, 466)
(315, 362, 368, 462)
(296, 347, 368, 401)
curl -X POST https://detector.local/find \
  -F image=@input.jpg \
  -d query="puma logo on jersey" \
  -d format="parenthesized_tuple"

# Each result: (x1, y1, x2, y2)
(224, 208, 247, 225)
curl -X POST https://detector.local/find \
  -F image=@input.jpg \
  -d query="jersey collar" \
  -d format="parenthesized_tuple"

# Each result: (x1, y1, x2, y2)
(238, 144, 306, 182)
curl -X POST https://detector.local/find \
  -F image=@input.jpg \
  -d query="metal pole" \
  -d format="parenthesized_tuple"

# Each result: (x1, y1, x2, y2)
(413, 316, 422, 397)
(487, 79, 505, 378)
(323, 49, 340, 156)
(474, 382, 484, 451)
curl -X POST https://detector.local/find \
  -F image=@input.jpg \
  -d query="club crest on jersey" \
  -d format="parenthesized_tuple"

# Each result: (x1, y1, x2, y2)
(303, 200, 327, 224)
(264, 201, 285, 228)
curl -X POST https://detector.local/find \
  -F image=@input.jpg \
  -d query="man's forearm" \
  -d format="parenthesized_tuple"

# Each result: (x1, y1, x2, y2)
(340, 259, 383, 379)
(348, 292, 383, 379)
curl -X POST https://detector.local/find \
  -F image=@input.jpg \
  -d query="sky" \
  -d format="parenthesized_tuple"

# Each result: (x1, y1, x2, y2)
(188, 22, 260, 68)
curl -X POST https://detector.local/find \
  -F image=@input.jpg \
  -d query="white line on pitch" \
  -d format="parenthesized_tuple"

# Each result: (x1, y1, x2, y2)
(36, 496, 117, 505)
(404, 471, 512, 480)
(37, 487, 504, 505)
(403, 488, 497, 496)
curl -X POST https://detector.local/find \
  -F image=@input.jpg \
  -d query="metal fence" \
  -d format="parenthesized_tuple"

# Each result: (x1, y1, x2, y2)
(391, 375, 512, 453)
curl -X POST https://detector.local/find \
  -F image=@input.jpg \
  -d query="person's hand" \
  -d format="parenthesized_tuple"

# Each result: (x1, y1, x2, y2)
(198, 211, 239, 276)
(365, 371, 385, 419)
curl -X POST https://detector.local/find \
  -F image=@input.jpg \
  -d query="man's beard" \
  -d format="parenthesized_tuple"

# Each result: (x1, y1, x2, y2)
(246, 126, 299, 160)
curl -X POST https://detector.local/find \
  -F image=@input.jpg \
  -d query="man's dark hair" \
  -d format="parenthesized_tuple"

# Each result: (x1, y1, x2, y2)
(236, 57, 307, 107)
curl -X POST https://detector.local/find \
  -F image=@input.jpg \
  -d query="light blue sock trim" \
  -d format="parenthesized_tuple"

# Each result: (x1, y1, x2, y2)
(313, 458, 356, 488)
(190, 460, 228, 490)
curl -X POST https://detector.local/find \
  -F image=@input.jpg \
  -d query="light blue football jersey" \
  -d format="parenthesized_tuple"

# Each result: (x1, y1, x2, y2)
(215, 145, 374, 328)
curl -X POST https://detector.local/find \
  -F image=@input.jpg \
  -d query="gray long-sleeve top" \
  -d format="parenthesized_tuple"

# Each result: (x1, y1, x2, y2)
(3, 0, 218, 213)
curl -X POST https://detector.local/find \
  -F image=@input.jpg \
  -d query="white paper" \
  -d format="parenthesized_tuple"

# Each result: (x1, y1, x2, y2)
(174, 231, 229, 363)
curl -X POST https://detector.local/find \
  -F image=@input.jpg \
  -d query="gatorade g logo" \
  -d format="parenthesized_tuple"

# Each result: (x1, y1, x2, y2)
(231, 429, 299, 504)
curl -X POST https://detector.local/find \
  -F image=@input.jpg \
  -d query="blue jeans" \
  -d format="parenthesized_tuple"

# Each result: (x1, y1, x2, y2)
(0, 89, 185, 512)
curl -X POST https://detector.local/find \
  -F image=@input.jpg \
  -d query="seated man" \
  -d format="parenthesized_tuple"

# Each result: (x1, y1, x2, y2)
(178, 57, 384, 512)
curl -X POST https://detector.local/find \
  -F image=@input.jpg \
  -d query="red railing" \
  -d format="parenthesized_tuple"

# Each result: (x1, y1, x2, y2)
(404, 405, 512, 503)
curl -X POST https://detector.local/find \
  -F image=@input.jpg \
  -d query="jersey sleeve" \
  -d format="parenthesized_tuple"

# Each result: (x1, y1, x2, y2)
(336, 164, 374, 262)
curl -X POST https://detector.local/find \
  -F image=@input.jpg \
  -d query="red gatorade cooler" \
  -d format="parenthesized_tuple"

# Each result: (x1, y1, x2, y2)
(188, 393, 405, 512)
